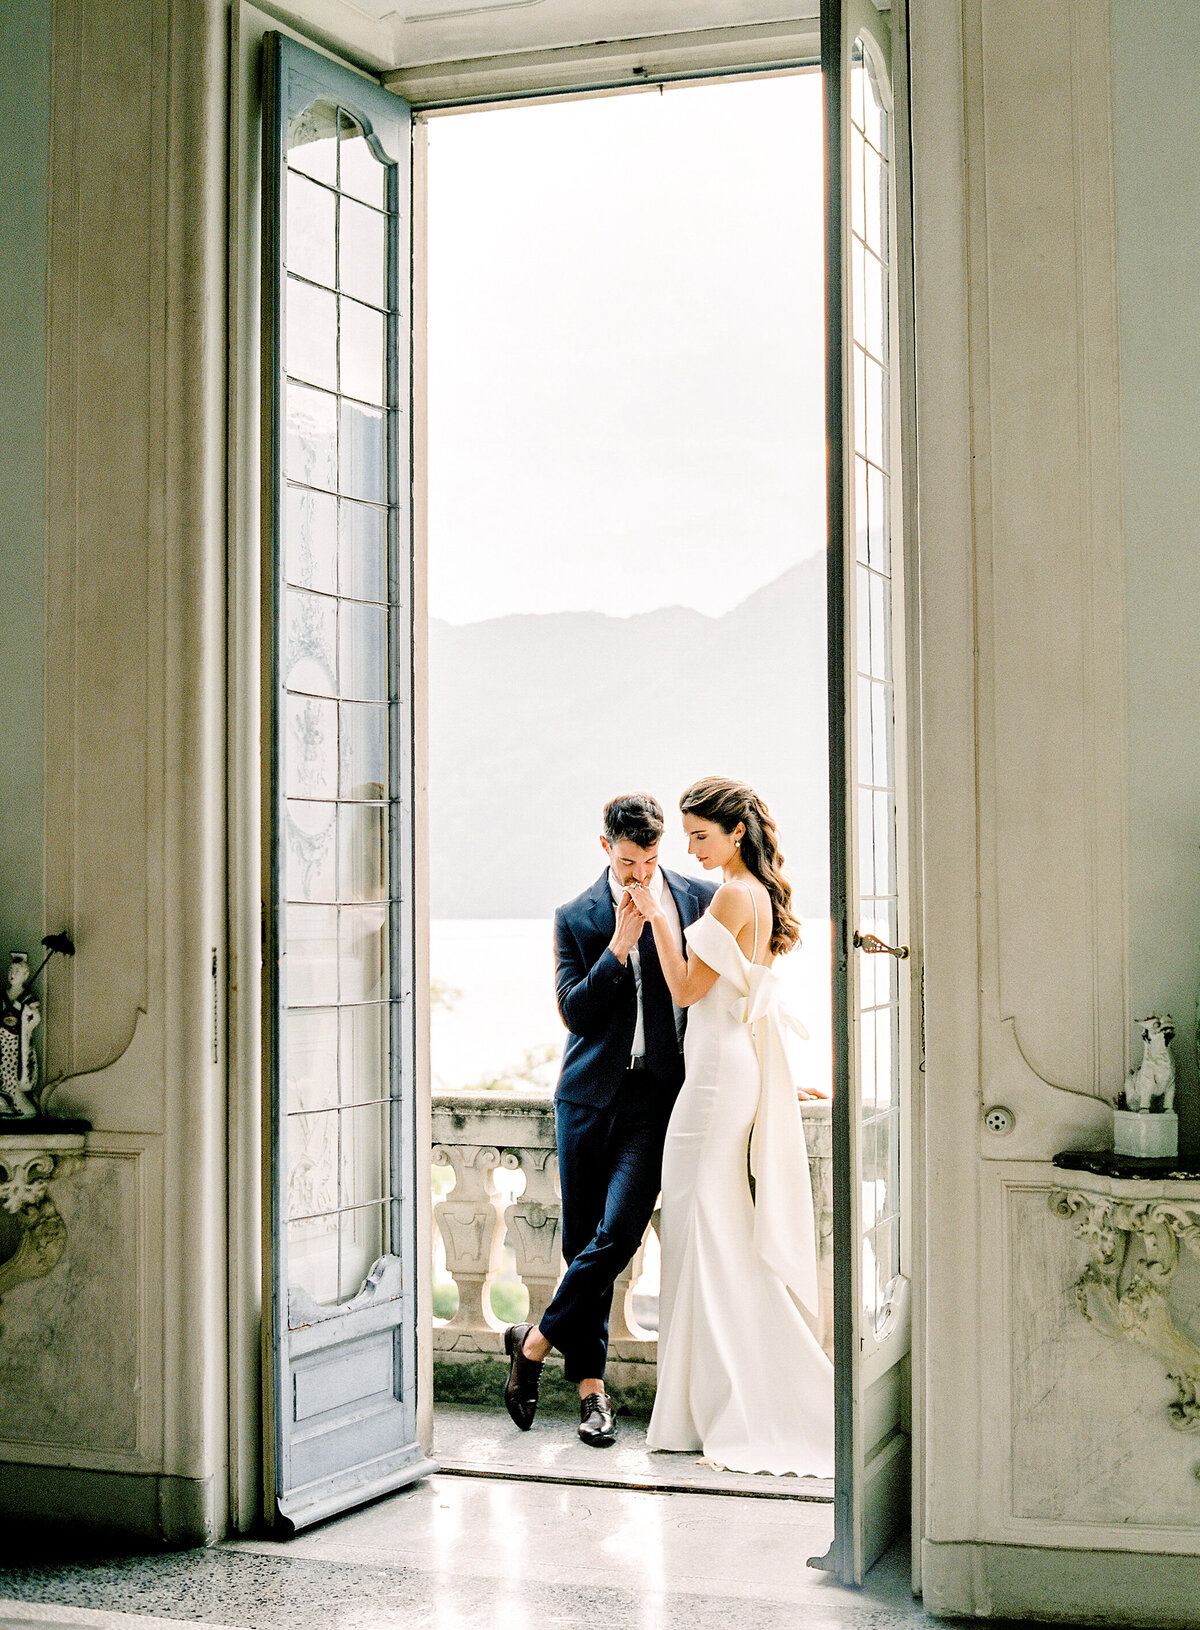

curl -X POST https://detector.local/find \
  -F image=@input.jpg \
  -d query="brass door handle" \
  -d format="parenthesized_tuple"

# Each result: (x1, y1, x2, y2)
(854, 931, 910, 960)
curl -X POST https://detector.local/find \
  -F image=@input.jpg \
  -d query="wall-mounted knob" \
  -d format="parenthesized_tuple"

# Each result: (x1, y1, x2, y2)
(984, 1104, 1015, 1136)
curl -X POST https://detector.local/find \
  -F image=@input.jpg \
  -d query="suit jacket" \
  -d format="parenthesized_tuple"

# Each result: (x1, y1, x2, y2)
(553, 867, 718, 1110)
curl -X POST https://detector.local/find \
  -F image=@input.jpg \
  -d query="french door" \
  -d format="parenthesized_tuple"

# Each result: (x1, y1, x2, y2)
(261, 32, 433, 1532)
(254, 9, 914, 1552)
(820, 0, 915, 1586)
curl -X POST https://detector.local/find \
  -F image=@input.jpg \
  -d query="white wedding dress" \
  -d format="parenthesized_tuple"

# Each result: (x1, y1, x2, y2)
(646, 901, 834, 1477)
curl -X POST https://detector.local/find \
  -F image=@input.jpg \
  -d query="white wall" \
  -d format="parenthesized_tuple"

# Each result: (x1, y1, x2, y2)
(910, 0, 1200, 1617)
(0, 0, 230, 1546)
(1112, 0, 1200, 1157)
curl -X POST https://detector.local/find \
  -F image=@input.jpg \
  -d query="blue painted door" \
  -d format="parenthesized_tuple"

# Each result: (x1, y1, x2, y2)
(262, 31, 434, 1532)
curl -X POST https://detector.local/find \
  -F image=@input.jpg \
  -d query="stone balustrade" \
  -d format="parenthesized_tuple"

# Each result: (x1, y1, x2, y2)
(431, 1090, 833, 1403)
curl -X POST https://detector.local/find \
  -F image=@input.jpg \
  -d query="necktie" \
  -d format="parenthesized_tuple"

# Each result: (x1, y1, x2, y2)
(637, 920, 678, 1079)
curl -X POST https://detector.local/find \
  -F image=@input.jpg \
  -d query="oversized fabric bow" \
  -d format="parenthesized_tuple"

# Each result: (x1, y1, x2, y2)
(731, 966, 821, 1320)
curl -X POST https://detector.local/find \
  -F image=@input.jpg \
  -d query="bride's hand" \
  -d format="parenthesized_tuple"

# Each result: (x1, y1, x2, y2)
(796, 1085, 831, 1101)
(627, 880, 664, 923)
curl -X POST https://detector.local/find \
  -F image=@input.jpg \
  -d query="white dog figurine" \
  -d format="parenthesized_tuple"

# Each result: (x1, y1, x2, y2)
(1125, 1014, 1176, 1113)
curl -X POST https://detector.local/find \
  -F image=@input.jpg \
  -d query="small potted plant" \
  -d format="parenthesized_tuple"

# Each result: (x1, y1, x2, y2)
(1112, 1014, 1177, 1160)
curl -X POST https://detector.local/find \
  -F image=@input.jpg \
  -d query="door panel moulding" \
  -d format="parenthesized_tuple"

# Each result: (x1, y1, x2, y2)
(923, 1541, 1200, 1624)
(383, 21, 822, 106)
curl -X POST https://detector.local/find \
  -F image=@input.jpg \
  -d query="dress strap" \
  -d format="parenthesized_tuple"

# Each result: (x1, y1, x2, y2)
(736, 879, 761, 963)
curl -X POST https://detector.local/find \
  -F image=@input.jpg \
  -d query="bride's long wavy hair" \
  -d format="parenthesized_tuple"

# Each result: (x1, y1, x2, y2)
(679, 777, 801, 957)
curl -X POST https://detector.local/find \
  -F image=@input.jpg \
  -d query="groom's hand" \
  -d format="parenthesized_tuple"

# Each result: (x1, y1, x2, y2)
(609, 891, 643, 964)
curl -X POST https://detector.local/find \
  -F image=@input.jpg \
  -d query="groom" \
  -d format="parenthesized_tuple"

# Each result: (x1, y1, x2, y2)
(503, 793, 716, 1445)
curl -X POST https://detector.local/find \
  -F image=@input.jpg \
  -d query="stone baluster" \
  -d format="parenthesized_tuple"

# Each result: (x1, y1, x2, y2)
(609, 1231, 651, 1341)
(431, 1142, 504, 1336)
(501, 1147, 562, 1327)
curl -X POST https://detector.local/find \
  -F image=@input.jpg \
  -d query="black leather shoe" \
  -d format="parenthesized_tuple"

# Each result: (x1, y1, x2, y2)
(578, 1391, 616, 1447)
(503, 1323, 543, 1431)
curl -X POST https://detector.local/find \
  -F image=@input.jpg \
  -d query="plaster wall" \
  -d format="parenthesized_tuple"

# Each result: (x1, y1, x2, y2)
(0, 0, 230, 1545)
(0, 0, 51, 956)
(910, 0, 1200, 1615)
(1112, 0, 1200, 1156)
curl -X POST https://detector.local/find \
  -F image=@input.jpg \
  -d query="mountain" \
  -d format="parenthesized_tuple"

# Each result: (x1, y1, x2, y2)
(428, 555, 830, 918)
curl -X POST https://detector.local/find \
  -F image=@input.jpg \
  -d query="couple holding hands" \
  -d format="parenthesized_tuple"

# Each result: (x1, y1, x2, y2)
(503, 777, 833, 1479)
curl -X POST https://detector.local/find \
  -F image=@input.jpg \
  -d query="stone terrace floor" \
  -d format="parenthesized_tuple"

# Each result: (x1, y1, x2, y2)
(0, 1478, 899, 1630)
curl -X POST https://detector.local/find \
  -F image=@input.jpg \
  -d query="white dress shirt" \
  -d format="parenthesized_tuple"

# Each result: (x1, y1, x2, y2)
(608, 867, 685, 1063)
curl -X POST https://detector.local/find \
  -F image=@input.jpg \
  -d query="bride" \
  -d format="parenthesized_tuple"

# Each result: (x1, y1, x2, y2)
(625, 776, 834, 1478)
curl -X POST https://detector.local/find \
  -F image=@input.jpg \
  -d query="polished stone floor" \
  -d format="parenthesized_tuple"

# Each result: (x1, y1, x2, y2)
(434, 1400, 835, 1500)
(0, 1471, 921, 1630)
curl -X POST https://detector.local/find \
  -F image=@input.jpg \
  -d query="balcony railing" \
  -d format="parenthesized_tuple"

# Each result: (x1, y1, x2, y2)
(432, 1090, 833, 1397)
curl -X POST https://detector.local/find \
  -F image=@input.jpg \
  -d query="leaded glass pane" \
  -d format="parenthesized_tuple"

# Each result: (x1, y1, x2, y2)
(339, 702, 387, 800)
(285, 588, 338, 696)
(286, 904, 339, 1006)
(339, 501, 387, 602)
(288, 100, 338, 187)
(288, 1108, 339, 1220)
(339, 1102, 390, 1209)
(279, 75, 401, 1317)
(286, 799, 337, 903)
(340, 297, 386, 406)
(339, 199, 387, 308)
(287, 382, 338, 492)
(338, 905, 390, 1003)
(287, 276, 338, 392)
(338, 600, 387, 701)
(339, 400, 387, 503)
(287, 173, 336, 289)
(851, 39, 904, 1341)
(339, 803, 387, 902)
(286, 486, 337, 594)
(287, 1007, 338, 1115)
(339, 1204, 388, 1301)
(339, 110, 386, 209)
(285, 694, 338, 800)
(340, 1002, 389, 1104)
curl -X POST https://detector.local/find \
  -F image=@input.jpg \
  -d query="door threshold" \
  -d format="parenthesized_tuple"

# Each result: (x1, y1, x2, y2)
(433, 1403, 833, 1501)
(439, 1458, 834, 1501)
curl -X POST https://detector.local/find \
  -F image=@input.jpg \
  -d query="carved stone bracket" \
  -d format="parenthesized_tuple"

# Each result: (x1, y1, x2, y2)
(1050, 1187, 1200, 1437)
(0, 1131, 87, 1302)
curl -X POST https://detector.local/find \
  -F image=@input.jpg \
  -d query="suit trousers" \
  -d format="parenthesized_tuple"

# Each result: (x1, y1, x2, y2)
(539, 1069, 673, 1383)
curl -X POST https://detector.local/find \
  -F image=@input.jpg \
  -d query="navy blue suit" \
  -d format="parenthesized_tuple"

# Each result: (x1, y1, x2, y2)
(539, 867, 716, 1381)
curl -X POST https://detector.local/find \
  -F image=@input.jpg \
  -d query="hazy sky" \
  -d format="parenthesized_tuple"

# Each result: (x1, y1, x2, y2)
(425, 71, 826, 624)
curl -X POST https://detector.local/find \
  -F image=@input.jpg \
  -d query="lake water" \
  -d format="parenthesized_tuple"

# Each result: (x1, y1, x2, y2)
(429, 918, 834, 1096)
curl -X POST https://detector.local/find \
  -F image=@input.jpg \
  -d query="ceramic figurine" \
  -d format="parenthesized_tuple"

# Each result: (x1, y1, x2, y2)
(0, 953, 41, 1117)
(1125, 1014, 1176, 1112)
(1113, 1014, 1178, 1159)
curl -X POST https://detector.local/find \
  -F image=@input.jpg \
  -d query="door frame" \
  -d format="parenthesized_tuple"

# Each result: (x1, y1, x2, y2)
(226, 3, 925, 1550)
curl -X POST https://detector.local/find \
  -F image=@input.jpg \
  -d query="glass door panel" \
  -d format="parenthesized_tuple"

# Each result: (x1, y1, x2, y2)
(817, 0, 912, 1587)
(263, 31, 433, 1532)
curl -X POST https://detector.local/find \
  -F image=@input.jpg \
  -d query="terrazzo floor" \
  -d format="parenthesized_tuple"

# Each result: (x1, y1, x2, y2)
(0, 1471, 920, 1630)
(433, 1400, 836, 1499)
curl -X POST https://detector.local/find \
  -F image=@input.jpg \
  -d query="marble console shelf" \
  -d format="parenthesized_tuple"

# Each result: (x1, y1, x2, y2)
(0, 1127, 87, 1305)
(1050, 1161, 1200, 1446)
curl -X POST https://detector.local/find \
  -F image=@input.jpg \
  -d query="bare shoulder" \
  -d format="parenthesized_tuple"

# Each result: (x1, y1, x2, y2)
(709, 882, 753, 931)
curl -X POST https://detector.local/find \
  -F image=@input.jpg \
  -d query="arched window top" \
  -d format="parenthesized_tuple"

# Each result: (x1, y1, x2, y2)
(288, 100, 389, 210)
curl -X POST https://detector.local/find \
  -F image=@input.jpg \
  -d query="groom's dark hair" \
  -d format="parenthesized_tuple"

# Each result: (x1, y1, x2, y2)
(603, 793, 664, 849)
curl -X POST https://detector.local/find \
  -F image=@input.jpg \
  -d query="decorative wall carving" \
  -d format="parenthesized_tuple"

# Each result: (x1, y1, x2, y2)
(1050, 1187, 1200, 1441)
(0, 1135, 85, 1304)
